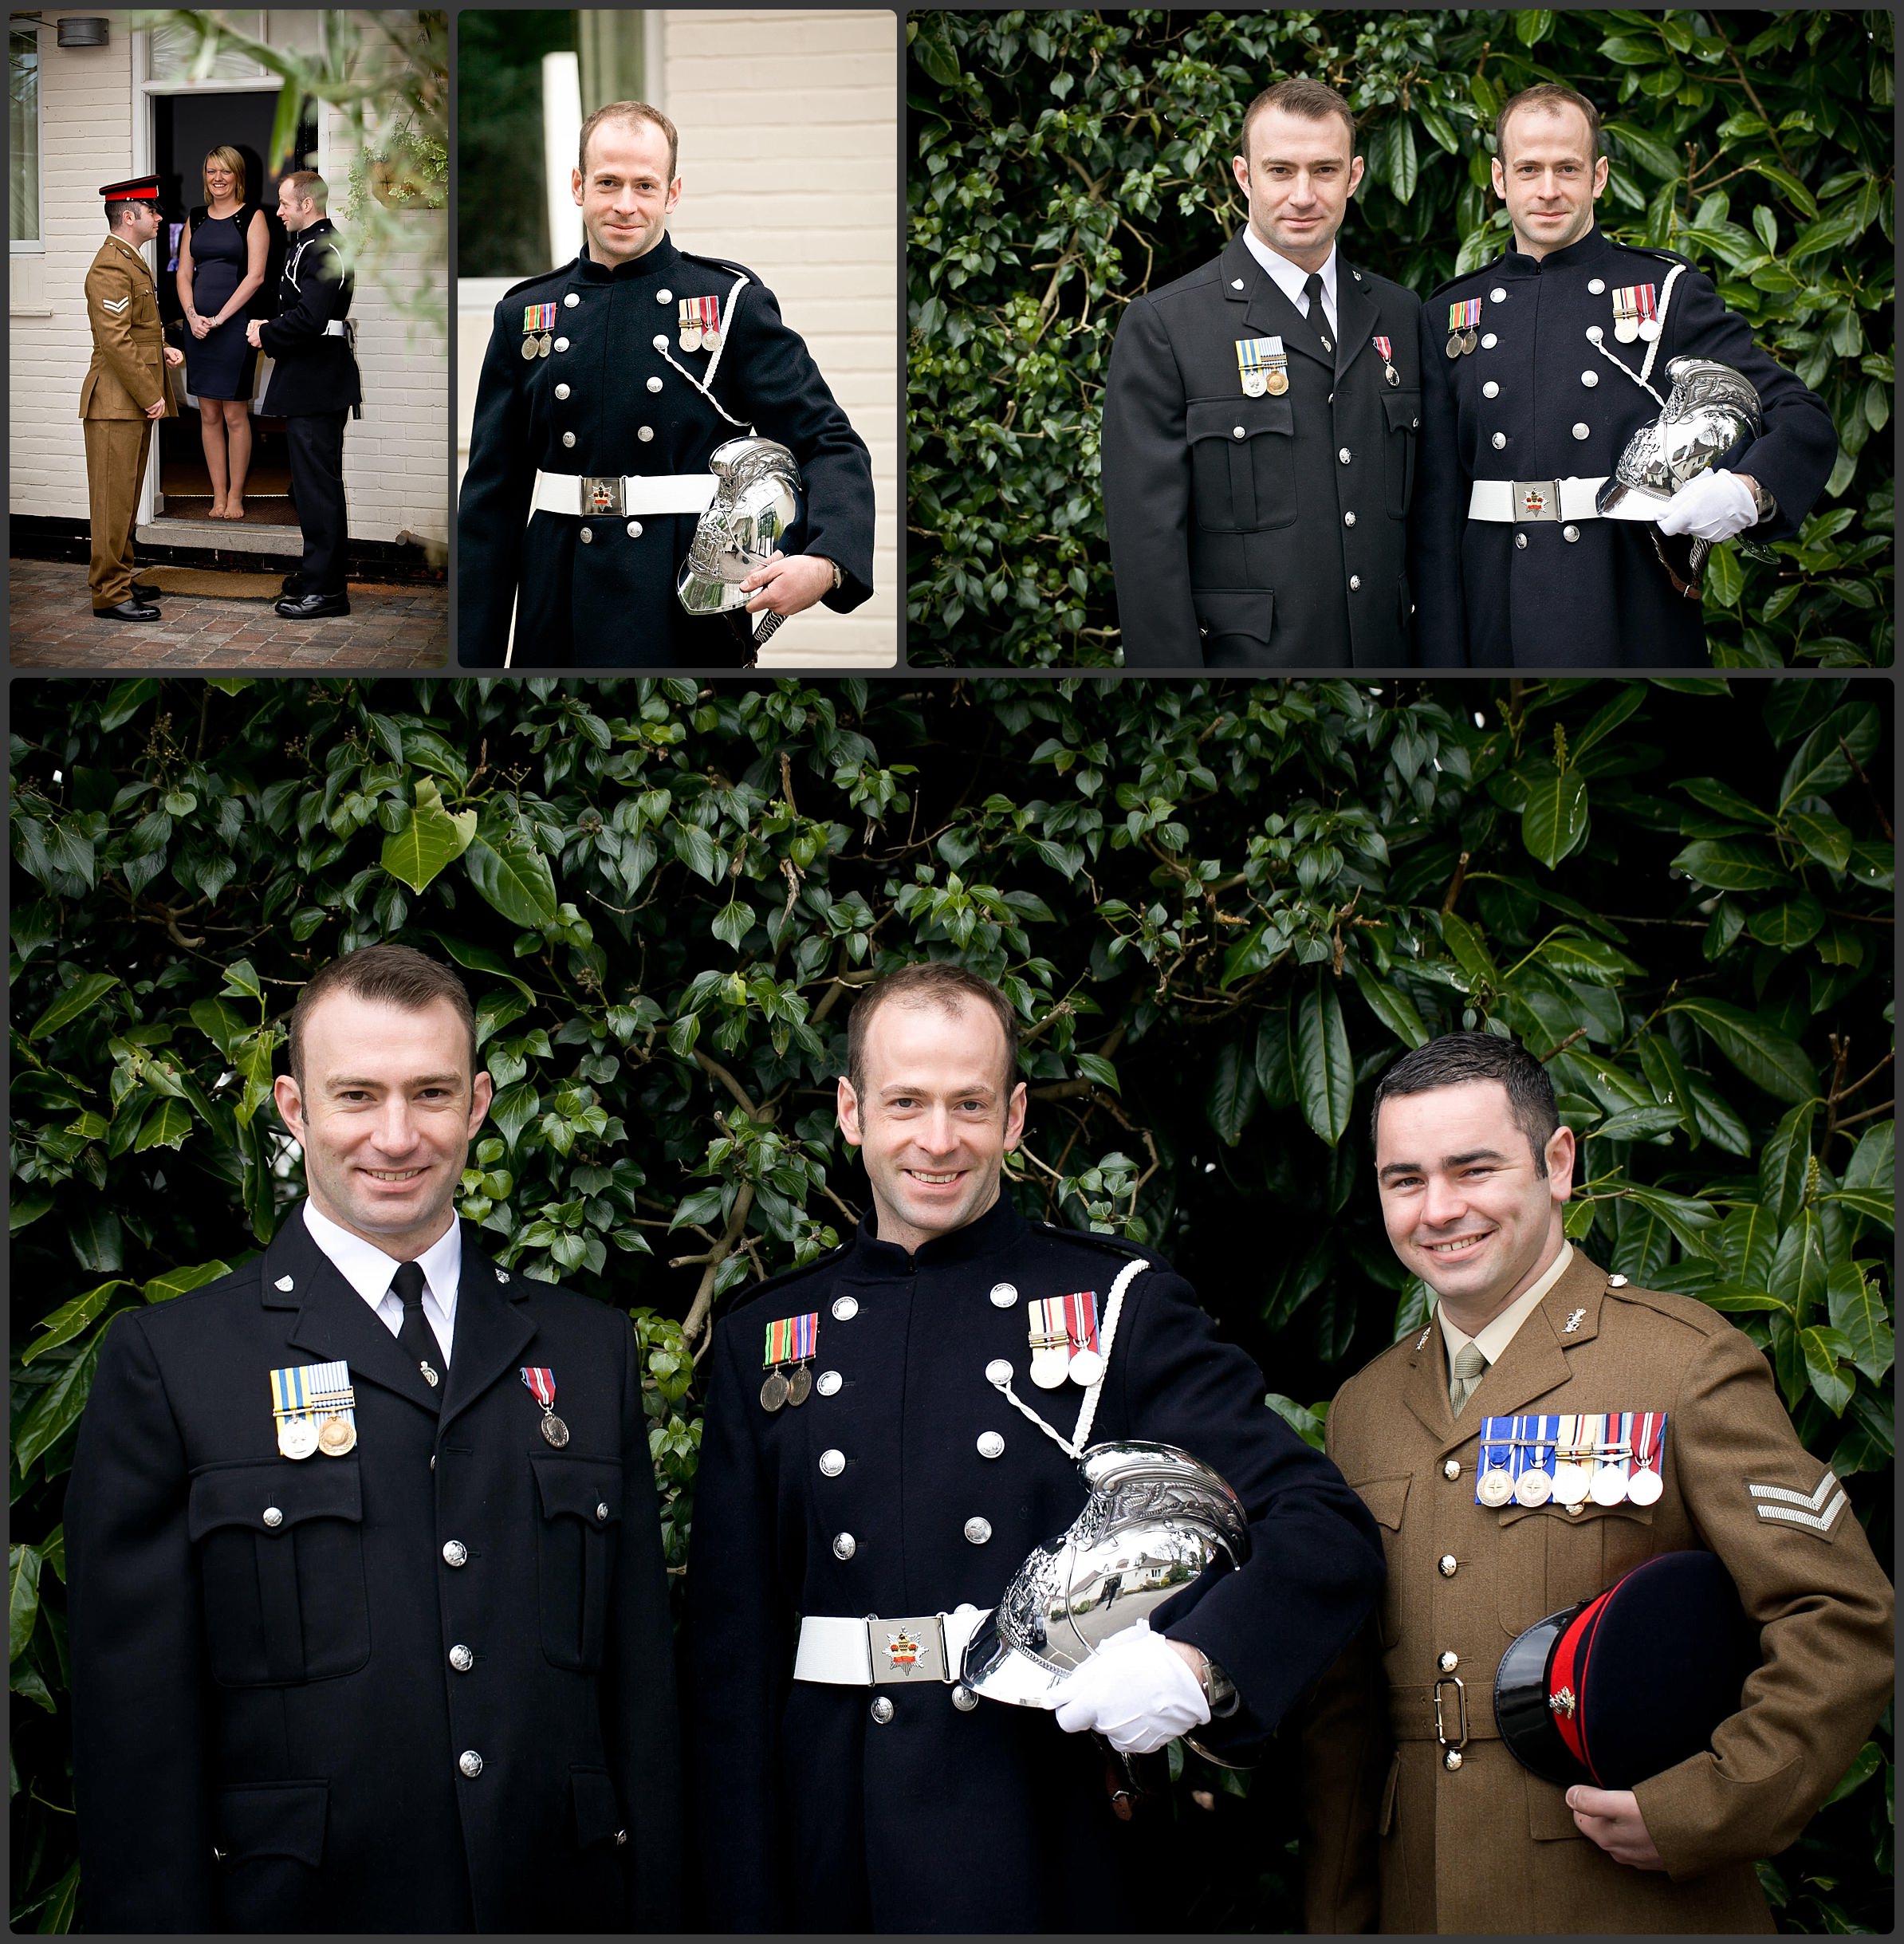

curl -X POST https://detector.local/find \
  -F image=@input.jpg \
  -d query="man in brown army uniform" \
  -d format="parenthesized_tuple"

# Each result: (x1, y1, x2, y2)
(81, 175, 184, 622)
(1304, 1032, 1894, 1934)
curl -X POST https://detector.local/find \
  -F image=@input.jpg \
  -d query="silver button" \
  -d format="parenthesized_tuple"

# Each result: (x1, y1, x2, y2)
(1444, 1749, 1464, 1772)
(262, 1506, 283, 1528)
(625, 520, 643, 539)
(1348, 574, 1361, 591)
(1338, 447, 1351, 465)
(832, 1295, 859, 1321)
(1607, 1273, 1629, 1288)
(1438, 1650, 1458, 1673)
(1490, 431, 1506, 450)
(1588, 277, 1606, 295)
(656, 289, 671, 305)
(564, 291, 580, 308)
(1587, 325, 1603, 344)
(579, 526, 593, 545)
(1343, 510, 1355, 527)
(1514, 532, 1528, 550)
(985, 1358, 1012, 1385)
(977, 1432, 1005, 1459)
(832, 1532, 856, 1560)
(1481, 332, 1497, 348)
(963, 1517, 993, 1545)
(1230, 277, 1245, 289)
(988, 1281, 1017, 1308)
(1563, 524, 1580, 543)
(561, 431, 576, 448)
(595, 1502, 609, 1522)
(1438, 1553, 1458, 1577)
(638, 425, 654, 442)
(458, 1750, 483, 1778)
(819, 1449, 845, 1477)
(646, 376, 663, 394)
(816, 1369, 843, 1397)
(554, 336, 569, 352)
(870, 1697, 894, 1724)
(1581, 371, 1599, 388)
(1572, 422, 1591, 441)
(1442, 1458, 1461, 1481)
(1482, 380, 1499, 399)
(1489, 286, 1506, 303)
(952, 1685, 978, 1712)
(554, 383, 571, 399)
(450, 1644, 474, 1672)
(443, 1541, 468, 1567)
(651, 333, 667, 351)
(1231, 426, 1245, 440)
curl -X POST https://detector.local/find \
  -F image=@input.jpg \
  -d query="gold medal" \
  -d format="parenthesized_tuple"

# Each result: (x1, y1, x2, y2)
(317, 1415, 356, 1458)
(1265, 368, 1289, 395)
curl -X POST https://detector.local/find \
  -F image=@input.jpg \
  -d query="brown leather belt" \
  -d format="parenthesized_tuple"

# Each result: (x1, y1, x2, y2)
(1390, 1678, 1503, 1745)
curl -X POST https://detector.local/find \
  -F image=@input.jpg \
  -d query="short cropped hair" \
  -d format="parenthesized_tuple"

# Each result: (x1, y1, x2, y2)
(104, 201, 142, 228)
(1240, 77, 1358, 155)
(281, 169, 328, 212)
(1371, 1030, 1560, 1177)
(287, 943, 477, 1087)
(203, 145, 247, 203)
(844, 963, 1021, 1102)
(1496, 83, 1601, 160)
(577, 99, 679, 182)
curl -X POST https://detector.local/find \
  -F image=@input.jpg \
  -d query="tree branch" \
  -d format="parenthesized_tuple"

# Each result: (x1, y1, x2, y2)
(682, 1180, 757, 1345)
(695, 1050, 761, 1118)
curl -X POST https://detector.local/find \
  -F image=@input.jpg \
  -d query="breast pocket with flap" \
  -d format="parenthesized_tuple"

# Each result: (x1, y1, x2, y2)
(531, 1454, 624, 1672)
(1186, 395, 1298, 533)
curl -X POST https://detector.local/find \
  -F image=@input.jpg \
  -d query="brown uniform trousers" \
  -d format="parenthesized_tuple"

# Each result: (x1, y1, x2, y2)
(80, 233, 175, 608)
(1303, 1251, 1894, 1934)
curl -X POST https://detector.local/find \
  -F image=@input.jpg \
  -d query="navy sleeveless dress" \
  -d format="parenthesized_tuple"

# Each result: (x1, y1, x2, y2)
(182, 203, 260, 401)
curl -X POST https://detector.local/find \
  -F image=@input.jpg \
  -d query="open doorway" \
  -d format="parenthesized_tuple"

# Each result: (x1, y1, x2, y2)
(151, 89, 317, 524)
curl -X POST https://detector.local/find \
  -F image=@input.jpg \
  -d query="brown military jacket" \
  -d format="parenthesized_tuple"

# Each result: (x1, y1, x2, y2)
(1302, 1249, 1894, 1935)
(80, 233, 175, 421)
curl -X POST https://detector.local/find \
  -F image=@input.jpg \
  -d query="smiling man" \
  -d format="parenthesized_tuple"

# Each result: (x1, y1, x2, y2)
(683, 961, 1383, 1931)
(458, 98, 874, 668)
(65, 944, 682, 1933)
(1412, 83, 1835, 667)
(1300, 1032, 1893, 1934)
(1103, 77, 1424, 667)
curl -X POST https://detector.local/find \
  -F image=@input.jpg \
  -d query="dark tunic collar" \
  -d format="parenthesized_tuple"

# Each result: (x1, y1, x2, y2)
(1503, 222, 1613, 276)
(848, 1188, 1026, 1276)
(573, 233, 681, 287)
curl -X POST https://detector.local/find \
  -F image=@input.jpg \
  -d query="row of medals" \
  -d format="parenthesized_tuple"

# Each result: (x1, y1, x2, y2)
(523, 321, 724, 361)
(1477, 1438, 1662, 1509)
(277, 1411, 354, 1460)
(1445, 326, 1480, 360)
(761, 1359, 811, 1411)
(521, 332, 553, 360)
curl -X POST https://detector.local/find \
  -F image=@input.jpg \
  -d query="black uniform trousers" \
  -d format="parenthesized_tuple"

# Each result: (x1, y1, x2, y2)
(284, 410, 348, 595)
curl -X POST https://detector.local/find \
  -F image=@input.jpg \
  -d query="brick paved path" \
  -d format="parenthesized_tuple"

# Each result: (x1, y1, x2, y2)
(8, 559, 446, 671)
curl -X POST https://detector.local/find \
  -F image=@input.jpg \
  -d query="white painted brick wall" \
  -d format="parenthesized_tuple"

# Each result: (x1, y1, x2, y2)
(10, 14, 447, 549)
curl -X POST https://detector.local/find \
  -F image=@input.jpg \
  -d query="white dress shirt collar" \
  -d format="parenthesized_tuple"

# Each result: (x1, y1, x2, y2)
(1241, 230, 1338, 332)
(1437, 1240, 1576, 1372)
(301, 1200, 462, 1356)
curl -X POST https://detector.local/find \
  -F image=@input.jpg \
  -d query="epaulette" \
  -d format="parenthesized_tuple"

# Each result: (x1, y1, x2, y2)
(721, 1238, 854, 1317)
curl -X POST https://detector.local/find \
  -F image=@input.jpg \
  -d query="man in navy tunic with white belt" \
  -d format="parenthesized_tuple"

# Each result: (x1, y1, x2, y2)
(1412, 83, 1834, 667)
(458, 100, 874, 668)
(683, 962, 1383, 1931)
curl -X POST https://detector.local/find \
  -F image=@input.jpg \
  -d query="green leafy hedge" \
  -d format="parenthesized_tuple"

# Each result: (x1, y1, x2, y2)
(907, 8, 1895, 667)
(10, 674, 1894, 1930)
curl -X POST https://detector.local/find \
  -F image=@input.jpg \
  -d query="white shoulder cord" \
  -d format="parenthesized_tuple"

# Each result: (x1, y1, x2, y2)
(654, 270, 753, 430)
(1587, 260, 1687, 409)
(985, 1255, 1148, 1461)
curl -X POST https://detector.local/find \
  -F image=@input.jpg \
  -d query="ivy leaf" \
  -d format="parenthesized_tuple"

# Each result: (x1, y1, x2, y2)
(466, 830, 561, 929)
(381, 778, 478, 894)
(1075, 1053, 1121, 1095)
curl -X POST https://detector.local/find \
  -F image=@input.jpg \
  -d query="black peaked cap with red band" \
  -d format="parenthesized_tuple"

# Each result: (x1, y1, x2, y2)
(99, 175, 162, 203)
(1495, 1550, 1760, 1791)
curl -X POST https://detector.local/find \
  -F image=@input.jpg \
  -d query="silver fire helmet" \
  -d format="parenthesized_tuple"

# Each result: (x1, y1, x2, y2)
(1596, 356, 1763, 521)
(960, 1440, 1249, 1708)
(675, 437, 804, 617)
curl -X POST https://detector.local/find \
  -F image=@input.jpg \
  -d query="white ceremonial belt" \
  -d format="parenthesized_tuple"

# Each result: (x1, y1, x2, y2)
(321, 320, 348, 338)
(794, 1607, 989, 1687)
(532, 470, 719, 519)
(1467, 476, 1608, 523)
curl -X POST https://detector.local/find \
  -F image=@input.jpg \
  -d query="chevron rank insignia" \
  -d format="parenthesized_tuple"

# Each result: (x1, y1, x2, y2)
(1747, 1469, 1847, 1538)
(101, 295, 130, 313)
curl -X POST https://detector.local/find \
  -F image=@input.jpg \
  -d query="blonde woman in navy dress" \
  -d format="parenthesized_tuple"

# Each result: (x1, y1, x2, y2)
(176, 146, 268, 519)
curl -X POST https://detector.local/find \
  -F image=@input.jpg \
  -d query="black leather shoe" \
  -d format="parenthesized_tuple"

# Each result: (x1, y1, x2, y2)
(280, 576, 303, 597)
(274, 590, 350, 620)
(132, 580, 160, 600)
(93, 599, 161, 622)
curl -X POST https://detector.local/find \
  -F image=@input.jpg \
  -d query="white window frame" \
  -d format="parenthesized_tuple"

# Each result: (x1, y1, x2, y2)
(10, 16, 44, 254)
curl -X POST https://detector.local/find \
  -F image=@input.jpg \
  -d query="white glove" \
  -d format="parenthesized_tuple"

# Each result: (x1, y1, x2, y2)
(1658, 468, 1760, 541)
(1048, 1619, 1211, 1755)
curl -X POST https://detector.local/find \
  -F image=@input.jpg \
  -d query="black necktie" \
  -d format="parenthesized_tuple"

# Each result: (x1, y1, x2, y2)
(1304, 272, 1332, 353)
(391, 1261, 443, 1403)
